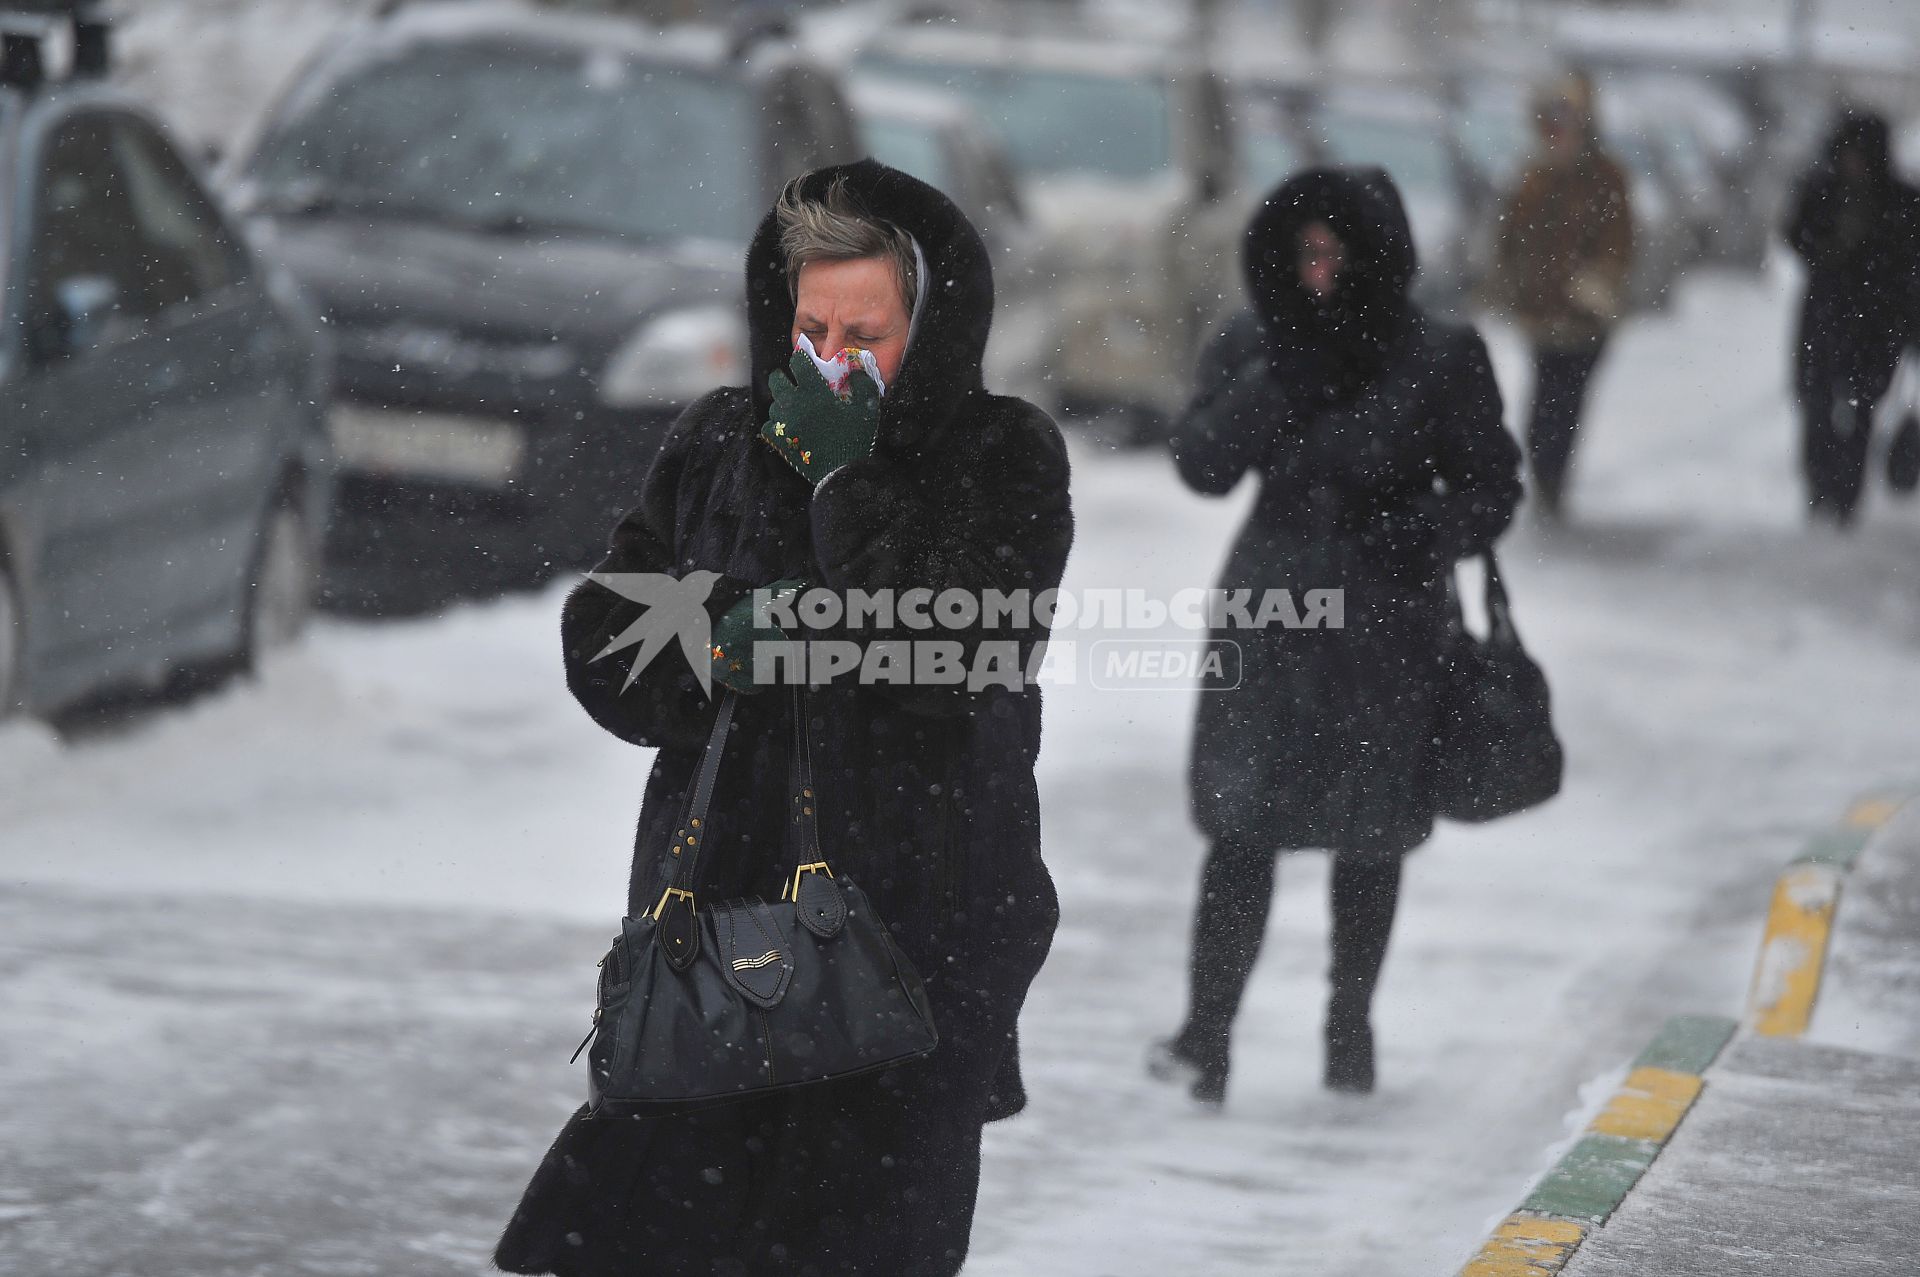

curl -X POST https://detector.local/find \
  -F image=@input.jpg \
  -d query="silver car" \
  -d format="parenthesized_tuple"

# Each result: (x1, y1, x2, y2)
(854, 28, 1238, 435)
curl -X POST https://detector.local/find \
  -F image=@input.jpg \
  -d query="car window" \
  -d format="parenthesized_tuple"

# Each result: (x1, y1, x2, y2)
(1310, 111, 1453, 197)
(861, 115, 954, 200)
(109, 116, 247, 308)
(246, 43, 761, 244)
(858, 55, 1172, 182)
(24, 113, 149, 354)
(1454, 87, 1534, 188)
(1235, 97, 1306, 192)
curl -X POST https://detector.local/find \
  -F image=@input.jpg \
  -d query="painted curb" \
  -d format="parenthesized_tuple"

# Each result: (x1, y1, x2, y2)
(1456, 1015, 1736, 1276)
(1745, 791, 1913, 1038)
(1458, 787, 1914, 1277)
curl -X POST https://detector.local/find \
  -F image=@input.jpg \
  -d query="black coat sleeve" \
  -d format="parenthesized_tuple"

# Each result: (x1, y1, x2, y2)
(801, 396, 1074, 714)
(1170, 316, 1283, 496)
(1785, 171, 1841, 267)
(559, 391, 756, 750)
(1419, 331, 1523, 562)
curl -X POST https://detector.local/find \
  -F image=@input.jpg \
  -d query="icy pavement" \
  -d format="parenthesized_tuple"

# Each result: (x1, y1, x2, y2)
(4, 263, 1920, 1275)
(1552, 811, 1920, 1277)
(1560, 1034, 1920, 1277)
(1809, 800, 1920, 1062)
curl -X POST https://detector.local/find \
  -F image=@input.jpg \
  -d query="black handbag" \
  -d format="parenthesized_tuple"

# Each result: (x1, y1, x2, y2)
(1435, 551, 1563, 823)
(574, 685, 938, 1118)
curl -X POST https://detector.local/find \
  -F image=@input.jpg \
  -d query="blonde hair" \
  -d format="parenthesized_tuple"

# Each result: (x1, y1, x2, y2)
(776, 174, 918, 315)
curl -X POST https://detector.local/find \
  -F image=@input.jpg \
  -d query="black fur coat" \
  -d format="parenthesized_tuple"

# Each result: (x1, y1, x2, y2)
(1173, 169, 1521, 858)
(495, 160, 1074, 1277)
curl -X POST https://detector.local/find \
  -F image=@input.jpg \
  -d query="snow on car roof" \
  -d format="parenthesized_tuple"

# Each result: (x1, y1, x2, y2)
(846, 77, 977, 129)
(861, 25, 1194, 80)
(358, 1, 734, 71)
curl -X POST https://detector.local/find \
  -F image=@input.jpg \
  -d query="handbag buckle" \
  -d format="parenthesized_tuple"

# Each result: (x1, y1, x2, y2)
(651, 886, 696, 919)
(782, 861, 834, 902)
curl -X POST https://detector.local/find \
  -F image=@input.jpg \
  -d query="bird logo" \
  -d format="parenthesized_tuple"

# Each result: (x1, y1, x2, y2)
(584, 570, 723, 697)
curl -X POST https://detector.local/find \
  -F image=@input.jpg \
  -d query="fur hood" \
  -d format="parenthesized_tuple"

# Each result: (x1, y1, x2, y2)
(1243, 166, 1417, 406)
(744, 159, 995, 453)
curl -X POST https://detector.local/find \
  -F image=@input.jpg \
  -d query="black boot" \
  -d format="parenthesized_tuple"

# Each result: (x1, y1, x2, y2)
(1151, 838, 1278, 1108)
(1147, 1033, 1228, 1106)
(1323, 1002, 1375, 1094)
(1324, 854, 1402, 1095)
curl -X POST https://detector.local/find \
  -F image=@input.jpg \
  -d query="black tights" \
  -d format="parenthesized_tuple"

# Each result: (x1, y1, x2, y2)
(1527, 341, 1608, 511)
(1177, 840, 1402, 1061)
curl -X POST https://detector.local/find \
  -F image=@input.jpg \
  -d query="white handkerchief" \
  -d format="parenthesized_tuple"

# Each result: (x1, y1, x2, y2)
(794, 333, 887, 398)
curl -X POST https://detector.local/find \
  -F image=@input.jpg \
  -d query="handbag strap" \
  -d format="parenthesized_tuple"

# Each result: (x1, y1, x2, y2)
(655, 690, 738, 915)
(654, 684, 834, 917)
(783, 682, 833, 901)
(1480, 550, 1519, 646)
(1446, 550, 1520, 647)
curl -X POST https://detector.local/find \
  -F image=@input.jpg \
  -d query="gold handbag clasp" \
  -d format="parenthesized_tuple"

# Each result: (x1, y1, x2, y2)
(782, 861, 834, 902)
(651, 886, 696, 920)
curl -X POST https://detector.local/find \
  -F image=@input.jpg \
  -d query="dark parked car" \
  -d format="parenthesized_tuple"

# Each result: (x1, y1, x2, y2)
(0, 7, 332, 718)
(226, 6, 862, 595)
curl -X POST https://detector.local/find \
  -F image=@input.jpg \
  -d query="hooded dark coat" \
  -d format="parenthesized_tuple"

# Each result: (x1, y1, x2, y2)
(1171, 168, 1522, 859)
(1786, 112, 1920, 407)
(495, 160, 1073, 1277)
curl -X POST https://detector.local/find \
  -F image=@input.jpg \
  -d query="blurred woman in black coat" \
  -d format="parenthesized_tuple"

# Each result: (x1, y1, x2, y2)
(1785, 110, 1920, 525)
(1152, 168, 1521, 1103)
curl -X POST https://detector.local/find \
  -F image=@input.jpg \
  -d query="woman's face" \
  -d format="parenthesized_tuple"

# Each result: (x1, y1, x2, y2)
(1297, 222, 1346, 299)
(792, 256, 911, 387)
(1537, 104, 1578, 159)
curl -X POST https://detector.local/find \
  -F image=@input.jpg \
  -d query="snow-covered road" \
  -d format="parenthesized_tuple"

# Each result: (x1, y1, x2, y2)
(3, 264, 1918, 1275)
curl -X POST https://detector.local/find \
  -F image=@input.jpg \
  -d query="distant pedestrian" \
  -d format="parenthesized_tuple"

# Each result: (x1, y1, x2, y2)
(1784, 109, 1920, 526)
(1498, 71, 1635, 520)
(1152, 168, 1522, 1104)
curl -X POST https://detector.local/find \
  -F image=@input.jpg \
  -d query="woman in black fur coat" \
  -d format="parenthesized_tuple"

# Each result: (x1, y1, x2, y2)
(1151, 168, 1521, 1104)
(495, 160, 1073, 1276)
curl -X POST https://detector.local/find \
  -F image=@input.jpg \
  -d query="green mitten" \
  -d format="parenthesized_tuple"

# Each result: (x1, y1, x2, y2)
(760, 349, 880, 485)
(710, 578, 806, 694)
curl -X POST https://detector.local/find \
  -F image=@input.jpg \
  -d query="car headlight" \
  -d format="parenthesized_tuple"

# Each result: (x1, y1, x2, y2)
(599, 306, 748, 408)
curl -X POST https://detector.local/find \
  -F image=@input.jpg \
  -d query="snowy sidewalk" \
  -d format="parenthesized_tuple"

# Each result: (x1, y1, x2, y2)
(1463, 798, 1920, 1275)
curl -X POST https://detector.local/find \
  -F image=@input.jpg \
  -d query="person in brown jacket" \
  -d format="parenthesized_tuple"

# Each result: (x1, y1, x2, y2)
(1498, 72, 1635, 519)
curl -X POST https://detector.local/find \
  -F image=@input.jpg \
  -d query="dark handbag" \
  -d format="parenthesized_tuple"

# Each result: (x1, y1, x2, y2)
(1435, 551, 1563, 823)
(574, 686, 938, 1118)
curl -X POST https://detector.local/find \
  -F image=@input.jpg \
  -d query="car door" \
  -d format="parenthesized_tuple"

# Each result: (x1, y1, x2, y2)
(103, 110, 286, 622)
(3, 106, 190, 686)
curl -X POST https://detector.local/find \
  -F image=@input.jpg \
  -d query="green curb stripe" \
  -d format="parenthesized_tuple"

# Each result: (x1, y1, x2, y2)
(1633, 1014, 1737, 1075)
(1796, 826, 1873, 869)
(1522, 1134, 1659, 1223)
(1520, 1016, 1733, 1227)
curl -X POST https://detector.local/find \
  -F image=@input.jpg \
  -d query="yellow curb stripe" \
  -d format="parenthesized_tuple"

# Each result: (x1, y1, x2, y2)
(1845, 796, 1902, 829)
(1459, 1214, 1587, 1276)
(1586, 1066, 1703, 1142)
(1747, 862, 1840, 1038)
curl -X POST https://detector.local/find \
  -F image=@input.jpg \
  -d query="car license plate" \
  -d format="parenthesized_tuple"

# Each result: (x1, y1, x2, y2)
(330, 406, 526, 487)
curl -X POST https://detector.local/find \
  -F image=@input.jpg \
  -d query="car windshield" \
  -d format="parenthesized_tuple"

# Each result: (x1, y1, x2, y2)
(1454, 90, 1534, 186)
(1239, 127, 1305, 192)
(1311, 111, 1453, 196)
(861, 115, 953, 196)
(857, 56, 1171, 181)
(245, 43, 759, 244)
